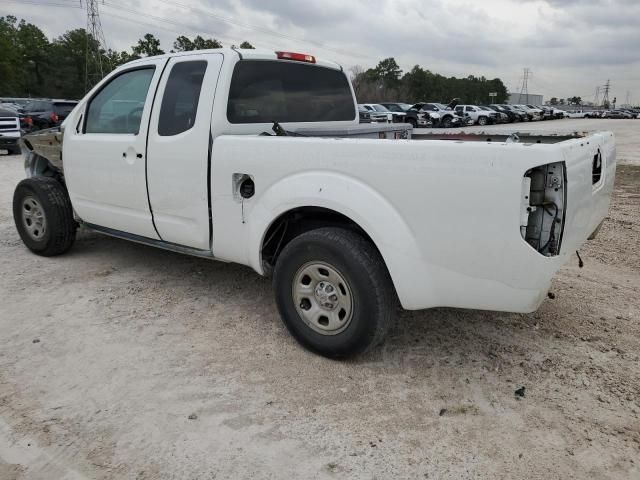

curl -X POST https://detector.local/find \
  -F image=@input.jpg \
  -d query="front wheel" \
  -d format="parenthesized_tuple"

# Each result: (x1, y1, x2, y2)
(13, 176, 77, 256)
(441, 116, 453, 128)
(273, 227, 394, 358)
(477, 116, 488, 126)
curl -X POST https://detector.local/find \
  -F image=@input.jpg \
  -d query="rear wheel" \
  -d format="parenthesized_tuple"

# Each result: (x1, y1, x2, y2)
(441, 116, 453, 128)
(477, 116, 488, 126)
(273, 227, 394, 358)
(13, 176, 77, 256)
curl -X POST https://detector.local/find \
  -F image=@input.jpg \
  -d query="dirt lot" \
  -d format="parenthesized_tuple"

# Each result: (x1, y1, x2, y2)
(1, 119, 638, 479)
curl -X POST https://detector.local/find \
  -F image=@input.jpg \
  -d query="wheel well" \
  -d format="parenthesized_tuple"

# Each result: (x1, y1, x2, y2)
(261, 207, 377, 273)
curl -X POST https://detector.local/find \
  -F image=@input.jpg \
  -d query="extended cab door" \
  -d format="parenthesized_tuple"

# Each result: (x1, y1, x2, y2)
(146, 53, 223, 250)
(63, 59, 166, 238)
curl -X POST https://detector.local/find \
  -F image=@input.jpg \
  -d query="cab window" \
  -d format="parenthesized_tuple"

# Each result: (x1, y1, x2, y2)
(85, 67, 155, 134)
(158, 61, 207, 136)
(227, 60, 355, 123)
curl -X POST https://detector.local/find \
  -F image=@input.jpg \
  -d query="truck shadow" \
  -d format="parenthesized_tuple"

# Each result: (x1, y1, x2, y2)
(68, 227, 559, 377)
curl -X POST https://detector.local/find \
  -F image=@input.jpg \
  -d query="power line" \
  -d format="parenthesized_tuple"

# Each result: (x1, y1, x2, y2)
(518, 67, 531, 104)
(602, 79, 610, 108)
(81, 0, 109, 91)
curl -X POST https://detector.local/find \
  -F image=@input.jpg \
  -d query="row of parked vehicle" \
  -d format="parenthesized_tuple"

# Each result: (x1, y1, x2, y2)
(567, 108, 640, 119)
(0, 97, 79, 155)
(358, 101, 569, 128)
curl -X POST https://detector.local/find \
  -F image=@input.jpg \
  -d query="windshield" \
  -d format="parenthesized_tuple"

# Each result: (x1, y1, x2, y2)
(370, 104, 390, 112)
(433, 103, 448, 110)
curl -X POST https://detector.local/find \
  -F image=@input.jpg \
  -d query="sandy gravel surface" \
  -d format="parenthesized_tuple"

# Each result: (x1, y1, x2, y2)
(1, 119, 638, 479)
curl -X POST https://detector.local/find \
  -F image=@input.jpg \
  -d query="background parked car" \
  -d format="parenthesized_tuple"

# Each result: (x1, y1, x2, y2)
(566, 110, 600, 119)
(493, 104, 527, 122)
(379, 102, 413, 113)
(487, 105, 520, 123)
(454, 105, 499, 126)
(513, 104, 542, 121)
(357, 105, 372, 123)
(397, 103, 432, 128)
(412, 102, 464, 128)
(0, 107, 21, 155)
(21, 99, 78, 131)
(361, 103, 406, 122)
(604, 110, 634, 119)
(477, 106, 508, 123)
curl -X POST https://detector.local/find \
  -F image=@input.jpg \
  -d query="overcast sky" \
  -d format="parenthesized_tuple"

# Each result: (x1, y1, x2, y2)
(4, 0, 639, 103)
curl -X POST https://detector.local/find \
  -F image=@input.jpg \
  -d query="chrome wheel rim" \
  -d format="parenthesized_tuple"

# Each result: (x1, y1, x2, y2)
(292, 262, 354, 335)
(21, 196, 47, 241)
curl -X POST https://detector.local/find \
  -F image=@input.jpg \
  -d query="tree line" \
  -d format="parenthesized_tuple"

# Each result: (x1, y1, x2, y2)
(351, 57, 509, 105)
(0, 15, 254, 100)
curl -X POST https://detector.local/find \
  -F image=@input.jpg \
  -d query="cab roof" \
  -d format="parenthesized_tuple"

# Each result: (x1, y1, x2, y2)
(122, 48, 343, 71)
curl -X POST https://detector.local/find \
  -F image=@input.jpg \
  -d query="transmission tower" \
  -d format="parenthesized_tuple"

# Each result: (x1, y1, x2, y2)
(593, 86, 600, 106)
(82, 0, 108, 92)
(601, 79, 610, 109)
(519, 68, 531, 104)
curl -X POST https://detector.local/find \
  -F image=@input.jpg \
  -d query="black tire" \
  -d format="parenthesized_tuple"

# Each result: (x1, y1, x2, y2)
(441, 116, 453, 128)
(13, 176, 77, 256)
(273, 227, 394, 358)
(477, 116, 488, 126)
(408, 118, 417, 129)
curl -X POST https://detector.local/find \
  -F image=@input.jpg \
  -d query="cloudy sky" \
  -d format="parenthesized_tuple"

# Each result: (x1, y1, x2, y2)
(4, 0, 639, 103)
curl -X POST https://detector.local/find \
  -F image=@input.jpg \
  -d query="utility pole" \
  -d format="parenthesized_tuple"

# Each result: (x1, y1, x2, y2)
(519, 68, 531, 104)
(82, 0, 108, 92)
(601, 79, 610, 109)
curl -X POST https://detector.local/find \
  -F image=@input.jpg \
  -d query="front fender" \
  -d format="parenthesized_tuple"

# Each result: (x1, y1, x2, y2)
(245, 171, 435, 309)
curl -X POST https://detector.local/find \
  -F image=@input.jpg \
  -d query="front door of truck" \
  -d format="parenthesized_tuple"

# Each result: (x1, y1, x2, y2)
(146, 53, 223, 250)
(64, 59, 166, 238)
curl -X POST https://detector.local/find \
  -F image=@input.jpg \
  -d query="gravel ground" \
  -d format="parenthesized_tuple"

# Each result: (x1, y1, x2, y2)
(1, 118, 638, 479)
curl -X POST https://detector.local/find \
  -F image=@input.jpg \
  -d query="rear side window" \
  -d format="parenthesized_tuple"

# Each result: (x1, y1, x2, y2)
(85, 67, 155, 134)
(227, 60, 355, 123)
(158, 61, 207, 136)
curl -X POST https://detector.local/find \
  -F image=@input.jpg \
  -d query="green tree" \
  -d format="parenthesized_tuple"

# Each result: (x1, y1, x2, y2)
(132, 33, 164, 57)
(173, 35, 222, 52)
(0, 16, 21, 95)
(366, 57, 402, 89)
(238, 41, 254, 49)
(549, 97, 558, 105)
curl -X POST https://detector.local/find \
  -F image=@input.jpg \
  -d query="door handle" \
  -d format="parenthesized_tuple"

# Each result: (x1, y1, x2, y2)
(136, 153, 143, 158)
(122, 152, 143, 159)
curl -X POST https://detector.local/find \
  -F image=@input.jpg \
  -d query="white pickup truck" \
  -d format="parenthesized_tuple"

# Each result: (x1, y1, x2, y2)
(14, 48, 616, 358)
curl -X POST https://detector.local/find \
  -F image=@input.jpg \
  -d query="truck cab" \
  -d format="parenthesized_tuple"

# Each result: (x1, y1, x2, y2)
(61, 49, 359, 248)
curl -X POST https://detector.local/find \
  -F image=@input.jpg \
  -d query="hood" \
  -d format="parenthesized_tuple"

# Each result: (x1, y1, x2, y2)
(446, 98, 460, 109)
